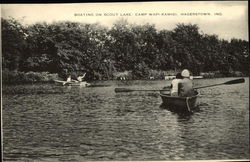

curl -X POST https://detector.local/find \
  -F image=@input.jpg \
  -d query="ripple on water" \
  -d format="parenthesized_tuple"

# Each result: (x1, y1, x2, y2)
(2, 78, 249, 160)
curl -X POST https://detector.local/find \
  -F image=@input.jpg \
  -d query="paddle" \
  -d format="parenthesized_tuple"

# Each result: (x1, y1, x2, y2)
(114, 87, 170, 93)
(194, 78, 245, 89)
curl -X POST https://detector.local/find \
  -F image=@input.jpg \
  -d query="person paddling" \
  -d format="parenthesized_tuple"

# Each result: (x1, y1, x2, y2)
(63, 75, 72, 85)
(66, 75, 72, 82)
(179, 69, 195, 97)
(170, 73, 183, 96)
(66, 74, 78, 83)
(77, 73, 86, 82)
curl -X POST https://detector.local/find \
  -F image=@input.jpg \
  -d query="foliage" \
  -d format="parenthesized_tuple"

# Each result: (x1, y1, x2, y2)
(148, 70, 166, 80)
(132, 61, 150, 79)
(2, 18, 249, 82)
(2, 69, 58, 84)
(2, 18, 27, 71)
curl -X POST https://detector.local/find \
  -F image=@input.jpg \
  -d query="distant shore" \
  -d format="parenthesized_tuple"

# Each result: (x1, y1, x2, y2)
(2, 69, 247, 85)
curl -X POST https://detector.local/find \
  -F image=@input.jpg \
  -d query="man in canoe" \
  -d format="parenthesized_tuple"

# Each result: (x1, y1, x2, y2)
(77, 73, 86, 82)
(170, 73, 183, 96)
(66, 75, 72, 82)
(62, 75, 73, 85)
(178, 69, 195, 97)
(66, 74, 78, 83)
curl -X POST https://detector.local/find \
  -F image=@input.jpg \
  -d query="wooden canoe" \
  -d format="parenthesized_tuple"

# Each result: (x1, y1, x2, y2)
(54, 80, 91, 87)
(160, 91, 198, 112)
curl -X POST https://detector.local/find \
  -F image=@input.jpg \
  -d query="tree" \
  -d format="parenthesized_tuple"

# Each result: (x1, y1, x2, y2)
(2, 17, 249, 80)
(2, 18, 27, 71)
(171, 23, 203, 74)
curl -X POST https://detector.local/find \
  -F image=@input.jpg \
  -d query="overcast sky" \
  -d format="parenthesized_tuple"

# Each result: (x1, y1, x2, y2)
(2, 1, 248, 41)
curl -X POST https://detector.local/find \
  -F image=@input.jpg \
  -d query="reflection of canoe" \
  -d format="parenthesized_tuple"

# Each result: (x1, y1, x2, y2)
(160, 91, 198, 112)
(54, 80, 90, 87)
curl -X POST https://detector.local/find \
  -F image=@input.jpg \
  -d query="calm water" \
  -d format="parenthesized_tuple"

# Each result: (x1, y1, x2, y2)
(2, 78, 249, 161)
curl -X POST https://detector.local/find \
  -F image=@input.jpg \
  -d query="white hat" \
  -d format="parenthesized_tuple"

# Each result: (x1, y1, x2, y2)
(181, 69, 190, 77)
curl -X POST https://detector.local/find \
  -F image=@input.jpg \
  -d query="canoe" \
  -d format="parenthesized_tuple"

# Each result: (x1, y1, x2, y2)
(160, 91, 199, 112)
(190, 76, 204, 79)
(54, 80, 91, 87)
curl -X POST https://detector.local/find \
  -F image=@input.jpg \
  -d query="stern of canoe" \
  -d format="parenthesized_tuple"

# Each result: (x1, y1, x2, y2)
(160, 91, 198, 112)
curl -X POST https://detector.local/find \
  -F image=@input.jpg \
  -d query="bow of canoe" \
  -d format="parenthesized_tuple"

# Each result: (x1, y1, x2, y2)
(160, 91, 199, 112)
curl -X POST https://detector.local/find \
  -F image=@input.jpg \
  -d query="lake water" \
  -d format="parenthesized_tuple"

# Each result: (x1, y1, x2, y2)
(2, 78, 249, 161)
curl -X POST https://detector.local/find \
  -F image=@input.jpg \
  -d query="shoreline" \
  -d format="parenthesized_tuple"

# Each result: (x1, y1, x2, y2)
(2, 69, 248, 85)
(2, 76, 248, 86)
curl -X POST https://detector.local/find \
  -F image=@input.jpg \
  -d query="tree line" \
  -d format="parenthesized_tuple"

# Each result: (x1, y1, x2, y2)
(2, 18, 249, 80)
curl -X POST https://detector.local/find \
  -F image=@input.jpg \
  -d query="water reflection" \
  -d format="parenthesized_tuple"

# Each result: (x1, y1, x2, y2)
(159, 103, 201, 115)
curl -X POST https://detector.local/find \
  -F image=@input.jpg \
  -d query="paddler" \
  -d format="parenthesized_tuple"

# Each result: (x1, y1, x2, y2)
(66, 74, 78, 83)
(66, 75, 72, 82)
(170, 73, 183, 96)
(178, 69, 195, 97)
(77, 73, 86, 82)
(62, 75, 72, 85)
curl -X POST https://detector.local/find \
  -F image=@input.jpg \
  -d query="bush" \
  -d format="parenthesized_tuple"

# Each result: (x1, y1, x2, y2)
(2, 69, 59, 84)
(132, 62, 150, 79)
(200, 71, 223, 78)
(148, 70, 166, 80)
(228, 71, 244, 77)
(113, 71, 132, 80)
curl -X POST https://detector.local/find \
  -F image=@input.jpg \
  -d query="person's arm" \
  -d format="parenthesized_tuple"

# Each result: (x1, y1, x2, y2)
(82, 73, 86, 78)
(163, 85, 171, 90)
(78, 73, 86, 79)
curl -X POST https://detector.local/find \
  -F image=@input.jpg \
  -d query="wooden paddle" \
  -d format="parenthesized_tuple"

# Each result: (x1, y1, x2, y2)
(114, 87, 170, 93)
(194, 78, 245, 89)
(114, 78, 245, 93)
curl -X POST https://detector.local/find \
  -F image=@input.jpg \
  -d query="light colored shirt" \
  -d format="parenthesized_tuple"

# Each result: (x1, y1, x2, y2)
(66, 76, 71, 82)
(171, 79, 182, 95)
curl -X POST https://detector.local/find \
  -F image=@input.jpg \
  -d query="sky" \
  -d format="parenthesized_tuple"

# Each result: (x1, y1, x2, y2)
(1, 1, 248, 41)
